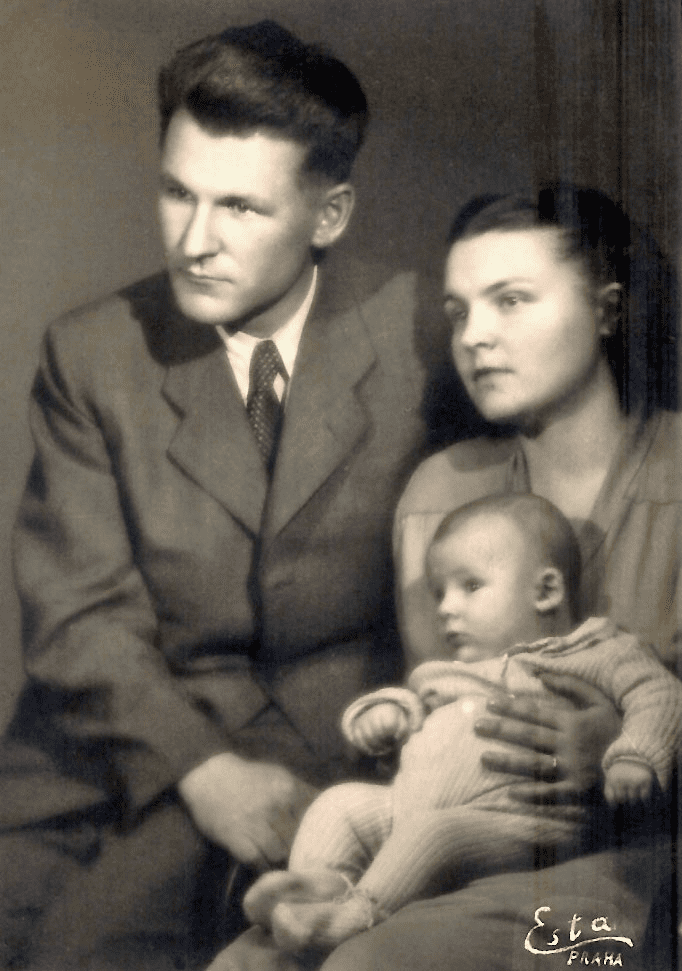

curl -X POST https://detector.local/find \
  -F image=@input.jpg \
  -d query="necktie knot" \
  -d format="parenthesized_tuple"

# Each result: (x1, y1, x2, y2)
(247, 340, 287, 474)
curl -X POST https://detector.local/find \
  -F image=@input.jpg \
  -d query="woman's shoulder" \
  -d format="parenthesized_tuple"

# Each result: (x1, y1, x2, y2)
(632, 410, 681, 505)
(397, 434, 518, 519)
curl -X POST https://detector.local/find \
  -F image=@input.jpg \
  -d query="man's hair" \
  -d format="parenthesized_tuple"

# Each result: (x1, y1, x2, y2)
(157, 20, 369, 183)
(430, 493, 582, 621)
(445, 184, 678, 417)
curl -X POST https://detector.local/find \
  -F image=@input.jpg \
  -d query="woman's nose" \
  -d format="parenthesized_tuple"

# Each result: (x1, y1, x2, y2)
(181, 204, 219, 259)
(458, 303, 497, 349)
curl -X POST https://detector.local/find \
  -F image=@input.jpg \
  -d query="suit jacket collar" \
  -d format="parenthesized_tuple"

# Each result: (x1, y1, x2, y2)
(160, 252, 377, 538)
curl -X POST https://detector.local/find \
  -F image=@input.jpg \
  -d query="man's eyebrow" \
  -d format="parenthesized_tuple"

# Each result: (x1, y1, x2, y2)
(159, 171, 187, 189)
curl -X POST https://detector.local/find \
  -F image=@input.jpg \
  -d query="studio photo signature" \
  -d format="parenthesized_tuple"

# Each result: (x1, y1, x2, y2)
(525, 906, 634, 966)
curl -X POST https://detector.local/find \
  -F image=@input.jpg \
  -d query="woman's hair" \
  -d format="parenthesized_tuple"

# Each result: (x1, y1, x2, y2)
(157, 20, 369, 184)
(446, 185, 678, 417)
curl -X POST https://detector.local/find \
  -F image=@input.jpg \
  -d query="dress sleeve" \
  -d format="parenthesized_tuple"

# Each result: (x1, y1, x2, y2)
(12, 322, 229, 814)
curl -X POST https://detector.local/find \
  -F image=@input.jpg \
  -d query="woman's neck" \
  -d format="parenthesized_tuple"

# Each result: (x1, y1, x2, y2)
(519, 363, 627, 520)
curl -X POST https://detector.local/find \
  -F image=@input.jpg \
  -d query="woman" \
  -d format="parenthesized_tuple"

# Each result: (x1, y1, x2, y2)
(214, 186, 679, 970)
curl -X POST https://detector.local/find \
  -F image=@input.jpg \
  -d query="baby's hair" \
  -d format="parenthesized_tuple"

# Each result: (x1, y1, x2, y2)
(430, 494, 582, 621)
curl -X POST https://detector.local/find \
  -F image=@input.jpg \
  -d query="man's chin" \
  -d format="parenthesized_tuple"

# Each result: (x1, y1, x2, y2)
(170, 282, 240, 327)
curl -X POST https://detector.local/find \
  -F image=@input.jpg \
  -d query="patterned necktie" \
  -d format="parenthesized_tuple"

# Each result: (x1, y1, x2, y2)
(246, 339, 287, 474)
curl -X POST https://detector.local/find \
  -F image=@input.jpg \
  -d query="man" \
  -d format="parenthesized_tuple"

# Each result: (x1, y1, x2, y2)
(0, 21, 439, 970)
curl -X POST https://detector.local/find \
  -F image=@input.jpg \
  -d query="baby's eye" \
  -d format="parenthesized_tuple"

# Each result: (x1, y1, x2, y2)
(464, 579, 481, 593)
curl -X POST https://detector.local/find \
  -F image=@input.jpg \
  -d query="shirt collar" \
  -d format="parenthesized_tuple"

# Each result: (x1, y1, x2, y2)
(217, 265, 317, 397)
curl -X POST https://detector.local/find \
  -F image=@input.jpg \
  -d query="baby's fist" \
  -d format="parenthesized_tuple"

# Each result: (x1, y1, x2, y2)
(604, 761, 654, 804)
(353, 702, 409, 755)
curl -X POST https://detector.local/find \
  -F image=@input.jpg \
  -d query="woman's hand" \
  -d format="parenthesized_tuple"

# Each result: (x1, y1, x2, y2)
(474, 673, 621, 804)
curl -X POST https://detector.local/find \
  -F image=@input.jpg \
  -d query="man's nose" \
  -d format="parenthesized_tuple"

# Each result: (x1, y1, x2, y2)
(180, 203, 219, 259)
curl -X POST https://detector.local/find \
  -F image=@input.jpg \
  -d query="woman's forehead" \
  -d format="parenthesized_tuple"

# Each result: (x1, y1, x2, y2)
(445, 227, 567, 282)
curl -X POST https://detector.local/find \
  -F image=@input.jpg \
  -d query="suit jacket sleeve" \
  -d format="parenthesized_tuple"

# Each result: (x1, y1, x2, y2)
(13, 318, 230, 813)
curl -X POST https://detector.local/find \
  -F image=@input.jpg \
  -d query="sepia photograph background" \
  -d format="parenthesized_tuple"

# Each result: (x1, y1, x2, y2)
(0, 0, 679, 729)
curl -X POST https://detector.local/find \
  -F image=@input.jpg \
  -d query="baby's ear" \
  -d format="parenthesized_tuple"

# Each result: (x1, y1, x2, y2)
(534, 567, 565, 614)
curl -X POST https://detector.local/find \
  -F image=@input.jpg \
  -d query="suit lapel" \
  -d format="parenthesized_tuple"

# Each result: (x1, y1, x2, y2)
(164, 346, 267, 536)
(265, 272, 376, 539)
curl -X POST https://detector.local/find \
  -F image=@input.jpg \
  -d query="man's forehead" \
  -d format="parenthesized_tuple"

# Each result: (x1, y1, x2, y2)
(161, 109, 309, 188)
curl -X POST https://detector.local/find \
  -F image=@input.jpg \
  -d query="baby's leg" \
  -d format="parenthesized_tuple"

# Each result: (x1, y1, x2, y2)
(244, 782, 392, 933)
(274, 807, 577, 954)
(358, 805, 578, 916)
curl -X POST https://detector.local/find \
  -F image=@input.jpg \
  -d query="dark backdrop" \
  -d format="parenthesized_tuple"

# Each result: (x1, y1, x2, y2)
(0, 0, 678, 726)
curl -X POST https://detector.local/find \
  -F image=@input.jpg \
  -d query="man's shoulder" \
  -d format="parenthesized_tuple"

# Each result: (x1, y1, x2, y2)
(396, 435, 518, 518)
(44, 272, 220, 369)
(316, 247, 436, 331)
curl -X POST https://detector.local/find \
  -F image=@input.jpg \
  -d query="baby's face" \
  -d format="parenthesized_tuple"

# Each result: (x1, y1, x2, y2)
(426, 513, 543, 663)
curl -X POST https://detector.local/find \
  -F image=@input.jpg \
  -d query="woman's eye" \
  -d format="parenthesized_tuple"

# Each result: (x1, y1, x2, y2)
(464, 579, 481, 593)
(498, 291, 533, 310)
(444, 300, 467, 326)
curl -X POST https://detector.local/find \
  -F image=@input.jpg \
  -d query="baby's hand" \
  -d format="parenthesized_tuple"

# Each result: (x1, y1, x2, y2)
(604, 761, 654, 804)
(352, 702, 410, 754)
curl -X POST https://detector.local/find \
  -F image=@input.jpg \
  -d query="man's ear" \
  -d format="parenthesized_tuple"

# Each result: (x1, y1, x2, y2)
(534, 567, 565, 614)
(596, 282, 622, 337)
(312, 183, 355, 249)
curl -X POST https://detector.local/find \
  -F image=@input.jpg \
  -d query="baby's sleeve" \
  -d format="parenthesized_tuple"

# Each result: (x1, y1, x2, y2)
(598, 635, 682, 790)
(340, 687, 426, 751)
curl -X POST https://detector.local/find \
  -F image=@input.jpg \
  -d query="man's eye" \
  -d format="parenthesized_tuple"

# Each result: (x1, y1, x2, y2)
(225, 201, 253, 214)
(162, 184, 189, 201)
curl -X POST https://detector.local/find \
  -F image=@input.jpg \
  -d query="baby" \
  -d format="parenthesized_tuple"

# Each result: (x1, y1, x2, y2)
(244, 493, 682, 953)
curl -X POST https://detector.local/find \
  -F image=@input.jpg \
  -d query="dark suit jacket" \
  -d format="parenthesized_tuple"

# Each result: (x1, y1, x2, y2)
(6, 251, 432, 824)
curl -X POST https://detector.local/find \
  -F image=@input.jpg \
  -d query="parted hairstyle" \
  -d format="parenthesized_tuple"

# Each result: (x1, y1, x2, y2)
(157, 20, 369, 183)
(446, 185, 678, 418)
(430, 493, 583, 622)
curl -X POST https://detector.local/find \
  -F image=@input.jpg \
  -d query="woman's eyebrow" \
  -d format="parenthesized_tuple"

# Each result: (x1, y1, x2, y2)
(482, 278, 534, 296)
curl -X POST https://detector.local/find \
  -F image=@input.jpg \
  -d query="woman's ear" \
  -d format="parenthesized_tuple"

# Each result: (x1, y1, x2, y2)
(596, 282, 622, 338)
(311, 183, 356, 249)
(534, 567, 565, 614)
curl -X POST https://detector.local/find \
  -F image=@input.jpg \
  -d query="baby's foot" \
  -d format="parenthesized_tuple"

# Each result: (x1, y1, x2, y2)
(271, 892, 376, 954)
(243, 868, 350, 930)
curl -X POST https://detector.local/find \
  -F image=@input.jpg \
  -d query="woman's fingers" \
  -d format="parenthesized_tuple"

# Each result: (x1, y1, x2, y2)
(484, 692, 565, 730)
(506, 780, 588, 813)
(475, 708, 560, 752)
(480, 746, 560, 779)
(535, 672, 616, 711)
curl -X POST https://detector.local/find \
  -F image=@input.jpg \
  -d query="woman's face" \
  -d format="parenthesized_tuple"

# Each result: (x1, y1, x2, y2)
(443, 227, 615, 428)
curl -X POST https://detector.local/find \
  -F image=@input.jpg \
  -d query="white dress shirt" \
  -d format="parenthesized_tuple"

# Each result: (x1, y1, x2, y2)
(217, 266, 318, 404)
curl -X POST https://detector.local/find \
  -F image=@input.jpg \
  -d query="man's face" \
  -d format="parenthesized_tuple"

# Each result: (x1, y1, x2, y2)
(158, 109, 326, 336)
